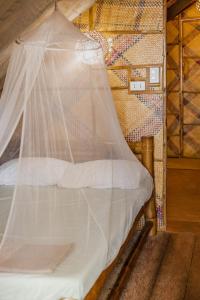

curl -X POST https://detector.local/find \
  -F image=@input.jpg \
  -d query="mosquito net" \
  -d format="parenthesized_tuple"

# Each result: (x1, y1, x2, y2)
(0, 11, 153, 274)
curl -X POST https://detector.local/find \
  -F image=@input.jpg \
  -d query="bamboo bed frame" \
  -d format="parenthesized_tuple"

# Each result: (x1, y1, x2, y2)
(61, 136, 157, 300)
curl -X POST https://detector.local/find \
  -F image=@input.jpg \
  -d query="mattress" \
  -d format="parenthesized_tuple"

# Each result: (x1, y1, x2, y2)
(0, 178, 152, 300)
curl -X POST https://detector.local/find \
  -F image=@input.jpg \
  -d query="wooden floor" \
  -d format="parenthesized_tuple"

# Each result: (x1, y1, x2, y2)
(120, 233, 200, 300)
(167, 158, 200, 232)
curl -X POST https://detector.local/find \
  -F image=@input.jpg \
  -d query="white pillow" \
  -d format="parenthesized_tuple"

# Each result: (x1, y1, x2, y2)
(0, 158, 69, 186)
(58, 159, 149, 189)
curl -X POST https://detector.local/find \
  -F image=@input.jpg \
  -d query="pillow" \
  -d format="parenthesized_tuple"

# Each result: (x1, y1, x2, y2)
(0, 158, 69, 186)
(58, 159, 150, 189)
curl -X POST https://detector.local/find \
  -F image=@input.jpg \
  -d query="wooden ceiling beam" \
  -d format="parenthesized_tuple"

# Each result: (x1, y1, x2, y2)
(167, 0, 196, 21)
(167, 0, 177, 9)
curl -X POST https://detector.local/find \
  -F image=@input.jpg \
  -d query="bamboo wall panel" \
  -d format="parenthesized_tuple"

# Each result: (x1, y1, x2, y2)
(75, 0, 166, 230)
(73, 10, 90, 31)
(91, 0, 163, 32)
(167, 69, 180, 92)
(167, 92, 180, 114)
(182, 3, 200, 18)
(89, 32, 164, 67)
(183, 125, 200, 157)
(183, 59, 200, 92)
(167, 17, 179, 43)
(108, 69, 128, 88)
(184, 93, 200, 124)
(168, 135, 180, 156)
(167, 4, 200, 158)
(167, 114, 180, 135)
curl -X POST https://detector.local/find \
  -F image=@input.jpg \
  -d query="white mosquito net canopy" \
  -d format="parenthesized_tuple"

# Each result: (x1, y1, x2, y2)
(0, 11, 153, 273)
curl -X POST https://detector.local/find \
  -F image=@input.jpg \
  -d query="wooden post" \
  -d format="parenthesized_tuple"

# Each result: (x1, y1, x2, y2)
(142, 136, 157, 236)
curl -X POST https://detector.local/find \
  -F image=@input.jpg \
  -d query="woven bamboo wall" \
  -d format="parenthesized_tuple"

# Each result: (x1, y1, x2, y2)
(167, 3, 200, 158)
(74, 0, 166, 230)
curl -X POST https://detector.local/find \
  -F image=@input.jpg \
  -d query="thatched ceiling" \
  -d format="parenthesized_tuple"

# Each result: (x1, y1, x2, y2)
(0, 0, 95, 92)
(0, 0, 52, 91)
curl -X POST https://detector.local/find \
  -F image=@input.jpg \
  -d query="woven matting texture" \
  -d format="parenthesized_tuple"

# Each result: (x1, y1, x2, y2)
(74, 0, 165, 229)
(167, 4, 200, 158)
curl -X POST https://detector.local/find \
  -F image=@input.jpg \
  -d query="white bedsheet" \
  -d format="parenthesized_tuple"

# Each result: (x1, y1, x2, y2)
(0, 179, 152, 300)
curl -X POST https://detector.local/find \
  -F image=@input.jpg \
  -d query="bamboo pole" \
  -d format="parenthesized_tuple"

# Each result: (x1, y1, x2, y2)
(142, 136, 157, 236)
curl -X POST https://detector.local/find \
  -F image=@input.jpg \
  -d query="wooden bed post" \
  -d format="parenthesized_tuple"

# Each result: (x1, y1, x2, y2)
(142, 136, 157, 236)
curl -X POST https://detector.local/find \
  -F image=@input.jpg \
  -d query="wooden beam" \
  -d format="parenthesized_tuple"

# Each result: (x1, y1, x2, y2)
(167, 0, 177, 9)
(167, 0, 195, 21)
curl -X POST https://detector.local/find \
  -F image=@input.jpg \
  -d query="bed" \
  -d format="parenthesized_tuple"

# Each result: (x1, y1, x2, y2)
(85, 136, 156, 300)
(0, 136, 156, 300)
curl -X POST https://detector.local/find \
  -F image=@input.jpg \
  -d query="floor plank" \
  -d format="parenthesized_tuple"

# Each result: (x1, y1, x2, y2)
(184, 235, 200, 300)
(120, 233, 200, 300)
(149, 233, 194, 300)
(120, 233, 169, 300)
